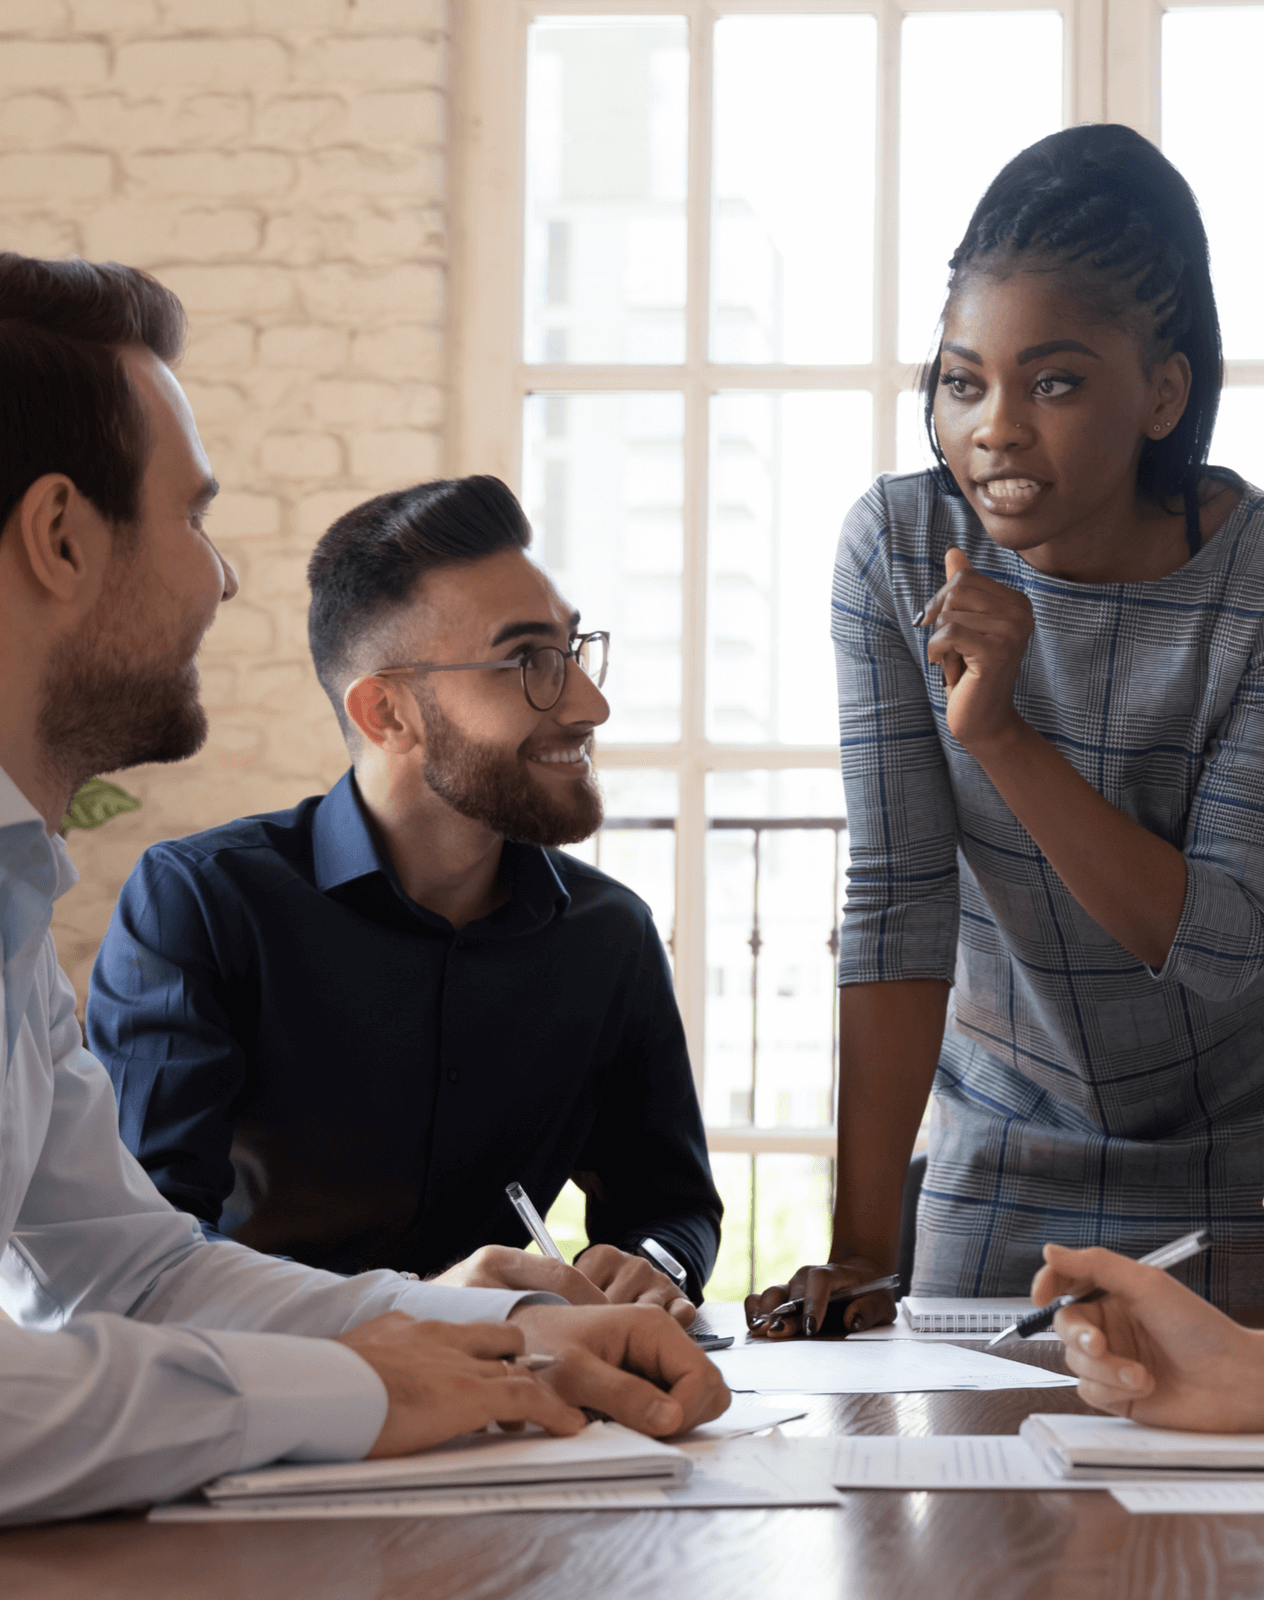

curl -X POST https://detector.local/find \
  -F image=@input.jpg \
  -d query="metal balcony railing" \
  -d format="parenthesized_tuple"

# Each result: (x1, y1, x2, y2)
(597, 814, 847, 1293)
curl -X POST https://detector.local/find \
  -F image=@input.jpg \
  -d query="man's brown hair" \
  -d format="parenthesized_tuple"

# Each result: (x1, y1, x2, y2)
(0, 253, 187, 539)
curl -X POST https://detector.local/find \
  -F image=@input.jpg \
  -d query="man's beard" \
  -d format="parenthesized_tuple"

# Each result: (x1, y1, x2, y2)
(419, 694, 603, 847)
(37, 633, 208, 796)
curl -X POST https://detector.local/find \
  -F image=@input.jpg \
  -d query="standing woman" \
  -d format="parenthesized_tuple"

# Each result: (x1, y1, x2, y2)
(748, 123, 1264, 1336)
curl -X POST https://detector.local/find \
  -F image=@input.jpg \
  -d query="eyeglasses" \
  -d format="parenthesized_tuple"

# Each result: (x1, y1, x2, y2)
(372, 631, 609, 713)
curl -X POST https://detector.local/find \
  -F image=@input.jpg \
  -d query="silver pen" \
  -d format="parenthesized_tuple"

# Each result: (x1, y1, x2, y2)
(986, 1228, 1212, 1348)
(750, 1273, 901, 1328)
(505, 1181, 567, 1261)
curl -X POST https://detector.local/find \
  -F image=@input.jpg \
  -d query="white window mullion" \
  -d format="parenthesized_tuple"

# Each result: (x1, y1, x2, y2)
(675, 0, 714, 1092)
(874, 0, 902, 476)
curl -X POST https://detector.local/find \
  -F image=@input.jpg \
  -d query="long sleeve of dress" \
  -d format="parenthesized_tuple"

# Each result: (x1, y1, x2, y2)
(832, 479, 961, 986)
(1153, 642, 1264, 999)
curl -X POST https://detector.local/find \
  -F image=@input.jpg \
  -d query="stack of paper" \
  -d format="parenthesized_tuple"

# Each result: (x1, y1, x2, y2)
(200, 1422, 686, 1508)
(1020, 1413, 1264, 1481)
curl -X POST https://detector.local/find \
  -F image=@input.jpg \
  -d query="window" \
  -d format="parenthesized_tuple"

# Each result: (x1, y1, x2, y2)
(451, 0, 1264, 1294)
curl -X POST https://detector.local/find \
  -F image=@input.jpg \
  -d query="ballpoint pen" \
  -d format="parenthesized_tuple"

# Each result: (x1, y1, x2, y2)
(986, 1228, 1212, 1348)
(750, 1273, 901, 1329)
(505, 1180, 567, 1261)
(504, 1183, 733, 1349)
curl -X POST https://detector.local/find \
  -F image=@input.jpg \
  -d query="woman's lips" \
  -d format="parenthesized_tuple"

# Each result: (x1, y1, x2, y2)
(974, 477, 1046, 516)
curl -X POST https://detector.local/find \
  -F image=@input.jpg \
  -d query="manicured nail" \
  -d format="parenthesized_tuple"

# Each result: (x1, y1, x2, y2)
(803, 1315, 817, 1338)
(912, 608, 926, 626)
(770, 1318, 786, 1333)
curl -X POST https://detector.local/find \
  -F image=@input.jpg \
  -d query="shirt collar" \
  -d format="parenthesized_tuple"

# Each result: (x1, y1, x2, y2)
(0, 763, 78, 904)
(310, 768, 572, 937)
(310, 769, 384, 893)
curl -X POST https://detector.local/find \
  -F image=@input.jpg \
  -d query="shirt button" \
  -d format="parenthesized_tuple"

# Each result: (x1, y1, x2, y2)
(447, 1067, 458, 1083)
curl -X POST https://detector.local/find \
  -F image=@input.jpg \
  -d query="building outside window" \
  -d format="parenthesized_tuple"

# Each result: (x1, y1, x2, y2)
(451, 0, 1264, 1298)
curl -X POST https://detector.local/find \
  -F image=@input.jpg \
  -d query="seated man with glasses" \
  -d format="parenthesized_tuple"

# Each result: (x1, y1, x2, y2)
(88, 476, 721, 1321)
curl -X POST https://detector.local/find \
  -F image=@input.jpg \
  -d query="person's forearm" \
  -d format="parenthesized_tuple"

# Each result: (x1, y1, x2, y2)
(830, 980, 949, 1269)
(968, 719, 1187, 968)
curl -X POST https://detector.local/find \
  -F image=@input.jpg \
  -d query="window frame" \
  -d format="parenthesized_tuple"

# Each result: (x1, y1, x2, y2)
(447, 0, 1250, 1160)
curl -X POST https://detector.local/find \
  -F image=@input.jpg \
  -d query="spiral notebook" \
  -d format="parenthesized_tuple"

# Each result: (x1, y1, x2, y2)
(898, 1297, 1036, 1335)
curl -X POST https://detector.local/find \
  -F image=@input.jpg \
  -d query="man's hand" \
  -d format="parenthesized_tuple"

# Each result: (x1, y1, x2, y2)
(509, 1302, 730, 1436)
(574, 1243, 696, 1325)
(429, 1244, 610, 1306)
(336, 1314, 586, 1458)
(744, 1257, 897, 1339)
(1033, 1243, 1264, 1433)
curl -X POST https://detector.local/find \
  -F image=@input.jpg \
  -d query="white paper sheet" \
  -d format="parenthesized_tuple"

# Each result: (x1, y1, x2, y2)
(1110, 1482, 1264, 1514)
(675, 1395, 808, 1439)
(829, 1434, 1100, 1491)
(709, 1337, 1077, 1394)
(150, 1436, 843, 1521)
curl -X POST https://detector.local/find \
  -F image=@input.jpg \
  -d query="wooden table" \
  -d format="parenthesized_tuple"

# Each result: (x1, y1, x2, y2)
(5, 1311, 1264, 1600)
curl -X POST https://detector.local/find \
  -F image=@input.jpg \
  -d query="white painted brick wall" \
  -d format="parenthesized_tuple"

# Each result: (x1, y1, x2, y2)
(0, 0, 450, 1001)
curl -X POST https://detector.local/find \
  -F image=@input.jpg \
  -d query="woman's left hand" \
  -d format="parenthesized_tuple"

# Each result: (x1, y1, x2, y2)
(920, 548, 1034, 751)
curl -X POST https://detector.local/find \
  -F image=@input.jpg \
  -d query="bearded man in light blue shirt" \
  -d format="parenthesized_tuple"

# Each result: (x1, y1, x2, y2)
(0, 253, 728, 1525)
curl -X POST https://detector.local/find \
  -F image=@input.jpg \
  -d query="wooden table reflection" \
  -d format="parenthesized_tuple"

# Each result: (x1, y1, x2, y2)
(5, 1314, 1264, 1600)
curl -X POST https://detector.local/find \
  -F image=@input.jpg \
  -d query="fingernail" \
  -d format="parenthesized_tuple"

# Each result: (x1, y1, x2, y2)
(1079, 1329, 1093, 1350)
(912, 608, 926, 626)
(648, 1400, 679, 1432)
(1118, 1367, 1136, 1389)
(803, 1315, 817, 1338)
(770, 1318, 786, 1333)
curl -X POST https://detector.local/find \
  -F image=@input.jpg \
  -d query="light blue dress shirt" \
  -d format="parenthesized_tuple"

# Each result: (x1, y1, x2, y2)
(0, 764, 555, 1525)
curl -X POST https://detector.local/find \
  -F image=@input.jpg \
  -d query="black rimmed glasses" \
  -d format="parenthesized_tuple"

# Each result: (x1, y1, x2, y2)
(373, 631, 609, 713)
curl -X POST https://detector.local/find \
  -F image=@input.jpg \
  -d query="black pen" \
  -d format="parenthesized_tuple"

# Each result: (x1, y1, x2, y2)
(750, 1273, 901, 1329)
(986, 1228, 1212, 1348)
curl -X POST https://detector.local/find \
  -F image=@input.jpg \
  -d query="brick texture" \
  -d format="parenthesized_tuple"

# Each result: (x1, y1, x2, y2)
(0, 1, 450, 1001)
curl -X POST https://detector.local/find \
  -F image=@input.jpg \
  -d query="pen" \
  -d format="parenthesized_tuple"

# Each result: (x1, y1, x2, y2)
(986, 1228, 1212, 1349)
(750, 1273, 901, 1328)
(505, 1181, 567, 1262)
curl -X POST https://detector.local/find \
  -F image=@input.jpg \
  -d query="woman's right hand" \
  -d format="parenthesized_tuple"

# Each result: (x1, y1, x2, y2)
(1035, 1242, 1264, 1432)
(744, 1257, 898, 1339)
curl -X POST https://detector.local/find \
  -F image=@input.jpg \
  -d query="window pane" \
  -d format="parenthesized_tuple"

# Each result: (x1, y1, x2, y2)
(898, 12, 1063, 362)
(707, 391, 872, 744)
(525, 17, 688, 364)
(1211, 387, 1264, 487)
(704, 770, 847, 1132)
(711, 15, 876, 364)
(560, 769, 678, 953)
(523, 393, 683, 742)
(708, 1152, 833, 1299)
(1163, 9, 1264, 359)
(896, 388, 933, 476)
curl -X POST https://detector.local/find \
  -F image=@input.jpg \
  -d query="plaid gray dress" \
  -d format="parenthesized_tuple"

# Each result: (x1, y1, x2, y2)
(833, 470, 1264, 1309)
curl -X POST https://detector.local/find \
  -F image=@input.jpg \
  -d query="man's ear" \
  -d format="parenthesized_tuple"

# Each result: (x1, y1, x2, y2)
(344, 675, 423, 756)
(11, 473, 108, 602)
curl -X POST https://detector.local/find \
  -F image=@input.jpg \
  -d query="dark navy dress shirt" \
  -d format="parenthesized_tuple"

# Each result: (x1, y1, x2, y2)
(88, 771, 721, 1298)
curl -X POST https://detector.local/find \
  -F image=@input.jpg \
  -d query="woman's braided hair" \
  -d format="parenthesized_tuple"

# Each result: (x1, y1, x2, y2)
(922, 124, 1223, 503)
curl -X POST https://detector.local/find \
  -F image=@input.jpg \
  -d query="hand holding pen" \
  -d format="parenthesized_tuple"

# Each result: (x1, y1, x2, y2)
(744, 1259, 900, 1339)
(1024, 1234, 1264, 1435)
